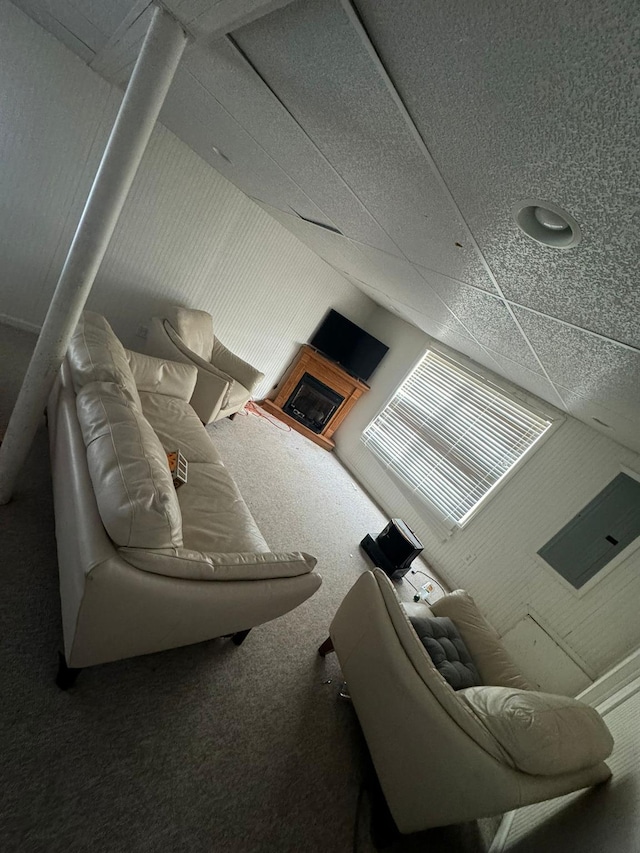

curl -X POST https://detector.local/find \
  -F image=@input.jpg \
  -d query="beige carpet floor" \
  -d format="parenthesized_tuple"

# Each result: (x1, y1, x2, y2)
(0, 323, 497, 852)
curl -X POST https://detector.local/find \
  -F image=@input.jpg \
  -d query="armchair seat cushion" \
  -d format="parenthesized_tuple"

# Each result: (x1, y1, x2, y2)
(458, 686, 614, 776)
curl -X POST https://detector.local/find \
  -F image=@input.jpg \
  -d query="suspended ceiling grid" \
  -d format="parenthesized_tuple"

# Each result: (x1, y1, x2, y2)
(9, 0, 640, 454)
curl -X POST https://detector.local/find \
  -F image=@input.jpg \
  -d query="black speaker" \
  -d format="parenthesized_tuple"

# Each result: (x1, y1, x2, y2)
(360, 518, 423, 579)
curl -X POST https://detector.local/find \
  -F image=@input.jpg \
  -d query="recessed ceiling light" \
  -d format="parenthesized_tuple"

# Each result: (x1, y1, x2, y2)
(512, 199, 581, 249)
(211, 145, 231, 163)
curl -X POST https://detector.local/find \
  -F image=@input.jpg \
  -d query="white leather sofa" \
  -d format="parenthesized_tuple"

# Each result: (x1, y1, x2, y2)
(323, 570, 613, 833)
(48, 312, 320, 683)
(146, 306, 264, 424)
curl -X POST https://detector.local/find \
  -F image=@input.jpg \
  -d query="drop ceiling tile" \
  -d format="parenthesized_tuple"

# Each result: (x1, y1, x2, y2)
(356, 245, 482, 334)
(234, 0, 495, 289)
(336, 273, 390, 308)
(184, 41, 400, 256)
(513, 307, 640, 424)
(71, 0, 136, 36)
(487, 353, 565, 409)
(384, 303, 476, 349)
(555, 390, 640, 455)
(355, 244, 428, 295)
(255, 201, 374, 277)
(355, 0, 640, 347)
(413, 259, 495, 296)
(426, 278, 542, 372)
(422, 325, 503, 375)
(12, 0, 97, 59)
(159, 67, 330, 224)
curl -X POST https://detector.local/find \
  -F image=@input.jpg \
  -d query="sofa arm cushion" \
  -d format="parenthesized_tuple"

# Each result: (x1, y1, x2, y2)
(432, 591, 532, 690)
(458, 686, 614, 776)
(164, 322, 234, 407)
(119, 547, 317, 581)
(125, 349, 197, 401)
(211, 337, 264, 394)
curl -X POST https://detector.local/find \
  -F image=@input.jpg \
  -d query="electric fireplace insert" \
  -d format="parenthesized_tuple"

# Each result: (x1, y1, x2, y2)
(283, 373, 345, 434)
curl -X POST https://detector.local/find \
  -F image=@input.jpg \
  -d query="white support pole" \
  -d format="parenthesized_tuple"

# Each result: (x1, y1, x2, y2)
(0, 7, 187, 504)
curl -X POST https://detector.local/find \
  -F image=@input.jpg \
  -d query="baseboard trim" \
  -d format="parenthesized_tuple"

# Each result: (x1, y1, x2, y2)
(0, 313, 41, 334)
(577, 646, 640, 712)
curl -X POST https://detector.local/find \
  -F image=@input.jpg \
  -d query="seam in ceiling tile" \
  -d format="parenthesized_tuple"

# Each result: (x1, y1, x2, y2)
(333, 263, 511, 376)
(230, 0, 634, 414)
(497, 301, 640, 356)
(182, 58, 346, 232)
(291, 210, 344, 235)
(225, 30, 499, 298)
(233, 1, 557, 388)
(181, 64, 341, 226)
(89, 0, 153, 70)
(225, 31, 409, 259)
(342, 0, 567, 403)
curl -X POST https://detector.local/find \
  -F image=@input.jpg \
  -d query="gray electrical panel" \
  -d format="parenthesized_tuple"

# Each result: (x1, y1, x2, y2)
(538, 473, 640, 589)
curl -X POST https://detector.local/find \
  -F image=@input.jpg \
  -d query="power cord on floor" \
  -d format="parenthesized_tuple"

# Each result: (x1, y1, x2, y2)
(244, 400, 292, 432)
(408, 568, 446, 596)
(401, 575, 420, 595)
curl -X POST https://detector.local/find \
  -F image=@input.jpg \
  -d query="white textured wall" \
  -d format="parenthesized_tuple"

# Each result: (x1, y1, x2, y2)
(337, 307, 640, 684)
(0, 1, 374, 396)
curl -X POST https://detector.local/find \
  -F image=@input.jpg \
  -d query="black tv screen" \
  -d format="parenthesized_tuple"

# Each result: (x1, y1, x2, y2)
(309, 310, 388, 382)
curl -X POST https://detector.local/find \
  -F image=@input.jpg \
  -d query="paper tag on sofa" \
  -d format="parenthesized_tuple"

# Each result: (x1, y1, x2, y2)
(166, 450, 188, 489)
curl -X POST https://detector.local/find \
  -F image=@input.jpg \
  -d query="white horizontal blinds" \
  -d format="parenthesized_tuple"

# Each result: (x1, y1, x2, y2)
(362, 351, 551, 523)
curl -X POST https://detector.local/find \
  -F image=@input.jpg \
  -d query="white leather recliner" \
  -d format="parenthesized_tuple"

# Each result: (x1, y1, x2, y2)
(322, 569, 613, 834)
(147, 306, 264, 424)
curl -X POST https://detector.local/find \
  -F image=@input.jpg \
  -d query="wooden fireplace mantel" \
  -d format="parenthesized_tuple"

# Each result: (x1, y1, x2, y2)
(259, 345, 369, 450)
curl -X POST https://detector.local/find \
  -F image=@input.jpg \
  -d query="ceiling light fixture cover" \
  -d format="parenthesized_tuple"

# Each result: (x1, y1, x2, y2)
(512, 198, 581, 249)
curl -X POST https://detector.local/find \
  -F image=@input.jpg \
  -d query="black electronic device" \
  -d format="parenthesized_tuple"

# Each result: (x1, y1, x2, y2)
(309, 309, 389, 383)
(360, 519, 424, 580)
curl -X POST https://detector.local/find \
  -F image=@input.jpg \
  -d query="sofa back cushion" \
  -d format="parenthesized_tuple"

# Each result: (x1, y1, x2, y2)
(125, 349, 198, 402)
(458, 686, 614, 776)
(76, 381, 183, 549)
(68, 312, 141, 409)
(165, 306, 214, 360)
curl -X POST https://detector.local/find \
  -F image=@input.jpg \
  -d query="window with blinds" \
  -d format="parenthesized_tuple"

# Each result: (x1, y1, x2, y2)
(362, 351, 552, 525)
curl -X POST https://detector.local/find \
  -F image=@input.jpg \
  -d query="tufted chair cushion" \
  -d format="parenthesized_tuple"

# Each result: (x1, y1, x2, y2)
(165, 307, 214, 360)
(409, 615, 482, 690)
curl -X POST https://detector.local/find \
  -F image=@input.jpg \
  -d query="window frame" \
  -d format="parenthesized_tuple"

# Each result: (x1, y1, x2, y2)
(360, 343, 563, 535)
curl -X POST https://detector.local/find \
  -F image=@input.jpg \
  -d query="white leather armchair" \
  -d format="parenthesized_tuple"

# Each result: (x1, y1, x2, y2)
(321, 570, 613, 834)
(146, 306, 264, 424)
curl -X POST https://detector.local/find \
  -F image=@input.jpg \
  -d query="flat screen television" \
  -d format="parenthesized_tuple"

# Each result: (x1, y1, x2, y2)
(309, 309, 389, 383)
